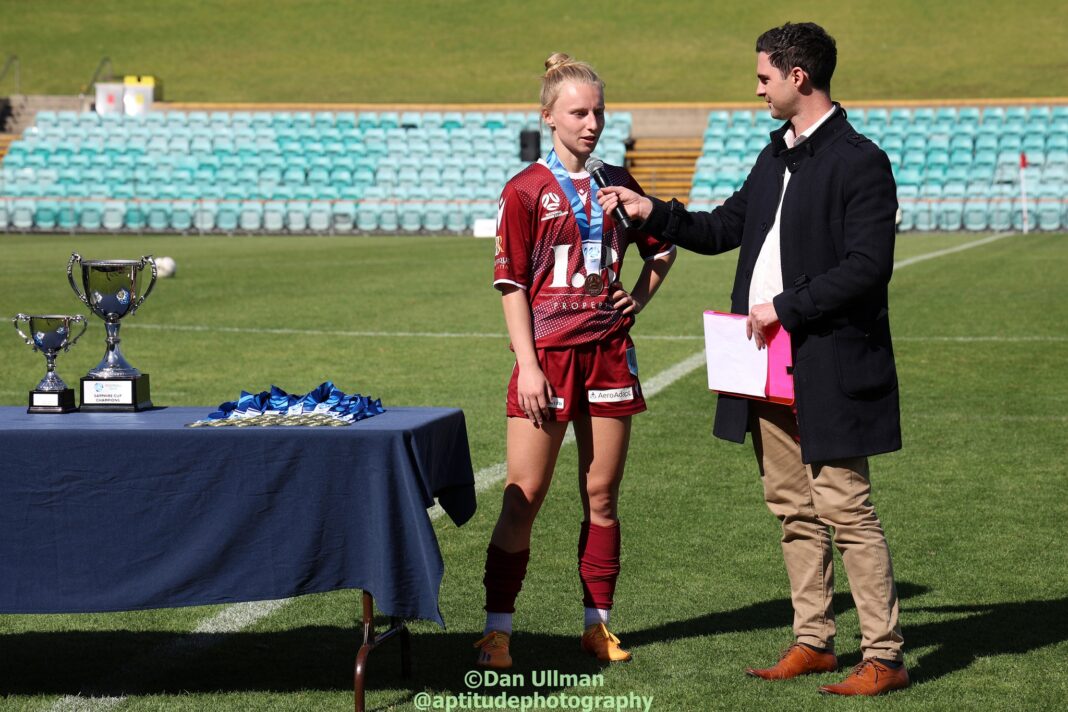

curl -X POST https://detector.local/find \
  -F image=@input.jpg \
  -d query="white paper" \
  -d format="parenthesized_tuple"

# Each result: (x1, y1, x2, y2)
(703, 312, 768, 397)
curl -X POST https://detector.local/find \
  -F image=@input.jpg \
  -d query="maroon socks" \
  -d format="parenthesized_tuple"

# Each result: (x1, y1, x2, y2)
(578, 520, 621, 610)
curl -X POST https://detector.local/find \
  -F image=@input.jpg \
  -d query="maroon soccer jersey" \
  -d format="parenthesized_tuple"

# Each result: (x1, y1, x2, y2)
(492, 162, 674, 348)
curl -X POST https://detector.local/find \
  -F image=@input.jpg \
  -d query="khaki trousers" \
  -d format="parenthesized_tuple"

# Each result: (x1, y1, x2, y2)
(750, 401, 903, 661)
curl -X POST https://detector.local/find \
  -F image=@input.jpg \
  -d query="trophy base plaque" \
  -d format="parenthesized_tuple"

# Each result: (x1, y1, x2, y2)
(28, 388, 78, 414)
(79, 374, 153, 412)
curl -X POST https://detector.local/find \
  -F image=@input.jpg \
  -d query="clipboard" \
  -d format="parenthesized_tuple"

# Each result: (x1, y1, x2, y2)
(703, 310, 794, 405)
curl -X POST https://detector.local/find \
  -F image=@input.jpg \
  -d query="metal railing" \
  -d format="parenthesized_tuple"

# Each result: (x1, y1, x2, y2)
(80, 57, 113, 99)
(0, 54, 20, 95)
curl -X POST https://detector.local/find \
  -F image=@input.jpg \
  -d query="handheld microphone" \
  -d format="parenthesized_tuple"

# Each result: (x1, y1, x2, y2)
(584, 156, 633, 229)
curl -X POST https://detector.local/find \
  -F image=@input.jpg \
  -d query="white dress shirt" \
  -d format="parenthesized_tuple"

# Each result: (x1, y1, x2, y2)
(748, 105, 838, 310)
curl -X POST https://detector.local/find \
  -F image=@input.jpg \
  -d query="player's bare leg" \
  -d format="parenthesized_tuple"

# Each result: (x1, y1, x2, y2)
(490, 417, 569, 552)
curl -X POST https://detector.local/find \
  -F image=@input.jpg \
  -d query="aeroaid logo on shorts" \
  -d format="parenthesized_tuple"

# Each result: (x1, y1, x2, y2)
(540, 192, 568, 221)
(587, 387, 634, 403)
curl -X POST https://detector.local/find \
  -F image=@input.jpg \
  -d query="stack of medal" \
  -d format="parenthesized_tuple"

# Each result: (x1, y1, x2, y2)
(187, 381, 384, 427)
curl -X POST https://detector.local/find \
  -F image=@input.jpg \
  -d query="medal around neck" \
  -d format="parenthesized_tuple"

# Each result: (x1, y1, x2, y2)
(583, 273, 604, 296)
(12, 313, 88, 413)
(67, 253, 157, 411)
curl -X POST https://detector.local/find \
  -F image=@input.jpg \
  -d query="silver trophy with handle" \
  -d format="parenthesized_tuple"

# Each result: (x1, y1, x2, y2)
(12, 313, 88, 413)
(68, 253, 157, 411)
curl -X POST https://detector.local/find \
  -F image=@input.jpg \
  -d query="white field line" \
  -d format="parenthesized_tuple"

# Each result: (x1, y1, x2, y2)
(40, 231, 1021, 712)
(893, 231, 1016, 268)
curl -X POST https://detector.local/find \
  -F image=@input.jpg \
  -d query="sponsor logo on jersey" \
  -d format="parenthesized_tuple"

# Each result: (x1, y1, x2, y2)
(540, 191, 568, 221)
(587, 387, 634, 403)
(494, 234, 503, 256)
(497, 197, 506, 231)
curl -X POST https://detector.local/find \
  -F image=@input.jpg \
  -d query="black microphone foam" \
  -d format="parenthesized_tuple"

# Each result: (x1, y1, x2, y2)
(585, 155, 633, 230)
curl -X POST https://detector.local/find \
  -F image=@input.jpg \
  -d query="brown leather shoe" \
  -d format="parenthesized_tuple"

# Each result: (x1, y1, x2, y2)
(746, 643, 838, 680)
(819, 658, 909, 696)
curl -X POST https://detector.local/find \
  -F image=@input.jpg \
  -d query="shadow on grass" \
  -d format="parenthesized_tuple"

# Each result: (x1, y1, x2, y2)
(2, 584, 1065, 700)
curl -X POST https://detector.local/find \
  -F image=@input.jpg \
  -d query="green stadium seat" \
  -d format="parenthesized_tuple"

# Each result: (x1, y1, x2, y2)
(729, 110, 753, 127)
(913, 107, 936, 124)
(215, 201, 238, 232)
(56, 201, 79, 230)
(356, 202, 378, 231)
(11, 199, 34, 229)
(707, 110, 729, 128)
(358, 112, 379, 130)
(962, 200, 988, 230)
(284, 200, 309, 231)
(927, 149, 950, 167)
(166, 200, 191, 231)
(246, 112, 271, 131)
(1010, 199, 1037, 230)
(897, 186, 918, 231)
(0, 198, 9, 230)
(936, 199, 963, 230)
(986, 199, 1010, 231)
(423, 202, 446, 231)
(206, 111, 229, 129)
(34, 199, 58, 229)
(258, 200, 283, 231)
(234, 200, 260, 231)
(444, 202, 468, 232)
(101, 200, 124, 231)
(378, 204, 399, 231)
(912, 199, 935, 231)
(291, 112, 313, 130)
(147, 200, 171, 231)
(982, 107, 1006, 125)
(396, 201, 421, 232)
(77, 200, 101, 231)
(903, 134, 926, 152)
(122, 201, 145, 230)
(1037, 199, 1062, 230)
(890, 108, 912, 125)
(439, 112, 462, 130)
(331, 200, 356, 232)
(304, 201, 329, 232)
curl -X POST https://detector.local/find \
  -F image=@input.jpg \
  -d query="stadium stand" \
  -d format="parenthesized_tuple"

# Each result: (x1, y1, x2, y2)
(0, 109, 631, 234)
(1, 104, 1064, 233)
(689, 105, 1068, 231)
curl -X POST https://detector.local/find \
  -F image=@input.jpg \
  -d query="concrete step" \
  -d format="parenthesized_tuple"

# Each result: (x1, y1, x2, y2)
(626, 136, 701, 201)
(0, 133, 14, 160)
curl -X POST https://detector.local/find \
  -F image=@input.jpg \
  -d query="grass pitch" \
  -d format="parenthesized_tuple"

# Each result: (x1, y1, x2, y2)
(1, 231, 1066, 711)
(1, 0, 1066, 102)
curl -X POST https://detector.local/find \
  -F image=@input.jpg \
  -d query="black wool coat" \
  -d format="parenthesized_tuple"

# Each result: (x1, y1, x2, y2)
(642, 106, 902, 464)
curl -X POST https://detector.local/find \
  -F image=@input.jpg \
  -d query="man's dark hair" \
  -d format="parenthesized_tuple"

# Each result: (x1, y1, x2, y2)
(756, 22, 837, 92)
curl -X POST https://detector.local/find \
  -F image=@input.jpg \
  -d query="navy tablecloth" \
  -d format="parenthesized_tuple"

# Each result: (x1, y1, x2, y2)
(0, 406, 476, 626)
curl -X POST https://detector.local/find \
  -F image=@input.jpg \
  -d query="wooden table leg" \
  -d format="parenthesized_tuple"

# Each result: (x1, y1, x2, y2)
(354, 591, 411, 712)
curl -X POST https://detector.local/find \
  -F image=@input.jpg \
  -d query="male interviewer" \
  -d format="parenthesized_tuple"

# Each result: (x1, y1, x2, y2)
(598, 22, 908, 696)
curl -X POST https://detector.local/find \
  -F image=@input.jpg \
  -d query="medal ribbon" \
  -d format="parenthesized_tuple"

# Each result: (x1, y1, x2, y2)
(546, 149, 604, 277)
(202, 381, 385, 424)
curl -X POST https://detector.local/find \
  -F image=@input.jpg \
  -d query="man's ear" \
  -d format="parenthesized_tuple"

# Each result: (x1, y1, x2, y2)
(790, 66, 807, 89)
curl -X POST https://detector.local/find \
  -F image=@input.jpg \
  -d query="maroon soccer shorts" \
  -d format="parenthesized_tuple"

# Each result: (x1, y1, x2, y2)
(506, 334, 646, 420)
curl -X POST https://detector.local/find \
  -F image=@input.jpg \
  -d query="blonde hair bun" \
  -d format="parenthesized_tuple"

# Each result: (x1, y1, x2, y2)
(539, 53, 604, 111)
(544, 52, 574, 73)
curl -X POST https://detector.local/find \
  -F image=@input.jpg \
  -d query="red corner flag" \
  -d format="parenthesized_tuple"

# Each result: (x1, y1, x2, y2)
(1020, 152, 1028, 168)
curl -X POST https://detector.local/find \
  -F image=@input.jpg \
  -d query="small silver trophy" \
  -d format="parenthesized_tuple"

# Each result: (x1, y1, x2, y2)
(12, 313, 88, 413)
(67, 253, 157, 411)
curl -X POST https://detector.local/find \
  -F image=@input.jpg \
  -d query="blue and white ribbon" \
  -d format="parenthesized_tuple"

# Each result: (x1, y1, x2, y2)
(188, 381, 385, 427)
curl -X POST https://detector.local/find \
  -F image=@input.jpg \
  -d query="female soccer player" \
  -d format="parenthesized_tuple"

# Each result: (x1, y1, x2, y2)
(475, 53, 676, 669)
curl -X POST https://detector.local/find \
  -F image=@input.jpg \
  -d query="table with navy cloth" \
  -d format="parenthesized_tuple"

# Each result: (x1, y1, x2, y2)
(0, 406, 476, 625)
